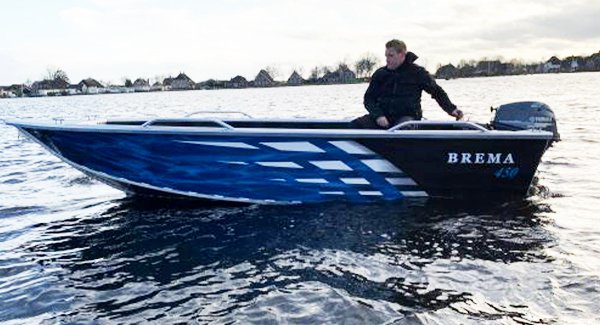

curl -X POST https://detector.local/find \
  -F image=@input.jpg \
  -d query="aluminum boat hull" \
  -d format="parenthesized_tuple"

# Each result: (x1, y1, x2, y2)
(9, 119, 554, 204)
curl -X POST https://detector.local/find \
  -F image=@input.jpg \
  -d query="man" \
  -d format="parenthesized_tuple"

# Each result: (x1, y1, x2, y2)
(352, 39, 463, 129)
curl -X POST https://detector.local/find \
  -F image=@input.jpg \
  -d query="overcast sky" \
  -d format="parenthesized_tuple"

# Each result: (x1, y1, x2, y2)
(1, 0, 599, 85)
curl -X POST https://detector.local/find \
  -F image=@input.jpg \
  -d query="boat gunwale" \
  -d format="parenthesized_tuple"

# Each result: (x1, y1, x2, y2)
(6, 119, 555, 140)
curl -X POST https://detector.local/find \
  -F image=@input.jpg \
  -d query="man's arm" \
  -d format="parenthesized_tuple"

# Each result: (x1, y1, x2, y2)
(419, 68, 463, 119)
(363, 69, 385, 119)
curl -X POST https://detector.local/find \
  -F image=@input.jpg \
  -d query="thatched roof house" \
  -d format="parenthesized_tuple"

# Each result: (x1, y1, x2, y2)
(435, 64, 459, 79)
(77, 78, 104, 94)
(254, 70, 274, 87)
(287, 71, 304, 86)
(322, 65, 356, 84)
(171, 73, 195, 90)
(31, 78, 70, 96)
(133, 78, 150, 92)
(228, 75, 248, 88)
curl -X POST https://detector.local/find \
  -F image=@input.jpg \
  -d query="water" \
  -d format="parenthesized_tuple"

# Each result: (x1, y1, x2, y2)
(1, 73, 599, 324)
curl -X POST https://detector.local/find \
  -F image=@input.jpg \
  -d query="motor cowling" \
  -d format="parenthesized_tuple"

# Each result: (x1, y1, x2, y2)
(491, 101, 560, 141)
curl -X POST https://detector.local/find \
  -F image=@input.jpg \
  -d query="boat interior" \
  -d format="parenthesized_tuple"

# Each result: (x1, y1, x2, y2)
(104, 118, 490, 131)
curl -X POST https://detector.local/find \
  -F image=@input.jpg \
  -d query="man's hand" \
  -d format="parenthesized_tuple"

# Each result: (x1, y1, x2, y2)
(376, 116, 390, 128)
(450, 109, 464, 120)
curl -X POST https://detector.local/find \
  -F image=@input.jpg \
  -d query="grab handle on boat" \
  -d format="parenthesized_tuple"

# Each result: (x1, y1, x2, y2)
(184, 110, 253, 118)
(387, 120, 489, 132)
(141, 118, 235, 130)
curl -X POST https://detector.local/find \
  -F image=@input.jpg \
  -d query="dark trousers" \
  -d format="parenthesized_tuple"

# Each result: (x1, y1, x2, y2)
(350, 114, 416, 129)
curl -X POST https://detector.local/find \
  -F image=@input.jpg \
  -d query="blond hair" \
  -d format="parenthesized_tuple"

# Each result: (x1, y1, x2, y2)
(385, 39, 407, 53)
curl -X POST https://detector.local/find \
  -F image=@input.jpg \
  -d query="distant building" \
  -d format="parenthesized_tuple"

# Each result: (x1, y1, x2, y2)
(562, 56, 585, 72)
(254, 70, 275, 87)
(0, 87, 13, 98)
(458, 64, 476, 78)
(67, 84, 80, 95)
(435, 64, 459, 79)
(171, 73, 195, 90)
(162, 77, 174, 91)
(31, 78, 69, 96)
(5, 84, 31, 97)
(228, 75, 248, 88)
(151, 81, 164, 91)
(543, 56, 561, 73)
(588, 52, 600, 70)
(78, 78, 104, 94)
(322, 65, 356, 84)
(475, 60, 502, 76)
(199, 79, 226, 90)
(287, 71, 305, 86)
(133, 78, 150, 92)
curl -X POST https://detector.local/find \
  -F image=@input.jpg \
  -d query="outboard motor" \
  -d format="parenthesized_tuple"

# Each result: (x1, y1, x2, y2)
(491, 101, 560, 141)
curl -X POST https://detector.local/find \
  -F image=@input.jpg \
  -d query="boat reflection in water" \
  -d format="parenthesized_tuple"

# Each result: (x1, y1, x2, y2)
(19, 197, 555, 323)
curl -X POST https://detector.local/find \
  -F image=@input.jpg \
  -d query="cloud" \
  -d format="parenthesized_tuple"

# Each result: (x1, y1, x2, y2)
(1, 0, 599, 84)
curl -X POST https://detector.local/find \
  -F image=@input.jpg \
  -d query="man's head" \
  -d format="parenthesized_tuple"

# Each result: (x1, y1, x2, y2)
(385, 39, 407, 69)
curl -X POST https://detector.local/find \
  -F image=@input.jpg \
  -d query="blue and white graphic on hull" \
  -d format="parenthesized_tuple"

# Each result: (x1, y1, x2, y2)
(166, 138, 427, 203)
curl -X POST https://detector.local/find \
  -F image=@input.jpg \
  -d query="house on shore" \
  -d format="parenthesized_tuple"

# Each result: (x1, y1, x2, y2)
(0, 86, 13, 98)
(198, 79, 226, 90)
(78, 78, 104, 94)
(322, 65, 357, 84)
(435, 64, 459, 79)
(287, 71, 305, 86)
(151, 81, 164, 91)
(133, 78, 151, 92)
(31, 78, 70, 96)
(6, 84, 31, 97)
(588, 52, 600, 70)
(475, 60, 502, 76)
(543, 56, 561, 73)
(162, 77, 174, 91)
(171, 73, 195, 90)
(562, 56, 585, 72)
(254, 70, 274, 87)
(227, 75, 248, 88)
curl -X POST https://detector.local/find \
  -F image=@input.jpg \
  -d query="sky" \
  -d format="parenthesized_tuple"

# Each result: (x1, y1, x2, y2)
(0, 0, 599, 85)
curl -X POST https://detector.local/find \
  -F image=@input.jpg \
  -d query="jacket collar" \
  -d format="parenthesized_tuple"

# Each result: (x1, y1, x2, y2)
(386, 52, 419, 71)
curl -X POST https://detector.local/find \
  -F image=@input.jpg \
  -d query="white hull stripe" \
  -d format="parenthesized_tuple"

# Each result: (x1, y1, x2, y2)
(309, 160, 353, 171)
(296, 178, 328, 184)
(400, 191, 429, 197)
(361, 159, 403, 173)
(329, 141, 375, 155)
(257, 161, 303, 168)
(340, 178, 370, 185)
(261, 141, 325, 153)
(320, 191, 344, 195)
(219, 161, 249, 165)
(386, 177, 417, 186)
(174, 140, 258, 149)
(359, 191, 383, 196)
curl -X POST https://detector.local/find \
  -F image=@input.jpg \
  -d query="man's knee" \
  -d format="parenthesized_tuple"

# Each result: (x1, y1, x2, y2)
(350, 114, 380, 129)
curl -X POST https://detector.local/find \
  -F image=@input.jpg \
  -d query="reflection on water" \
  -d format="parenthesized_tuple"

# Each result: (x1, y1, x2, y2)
(3, 197, 557, 323)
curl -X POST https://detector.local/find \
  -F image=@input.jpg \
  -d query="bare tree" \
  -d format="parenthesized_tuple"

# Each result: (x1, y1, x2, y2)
(264, 66, 280, 80)
(45, 68, 70, 82)
(354, 53, 379, 78)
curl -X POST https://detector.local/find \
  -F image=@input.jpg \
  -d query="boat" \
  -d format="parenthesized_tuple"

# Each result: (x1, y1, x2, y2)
(7, 101, 559, 204)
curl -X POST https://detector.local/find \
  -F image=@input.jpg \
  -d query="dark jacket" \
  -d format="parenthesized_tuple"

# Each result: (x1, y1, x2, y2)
(363, 52, 456, 122)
